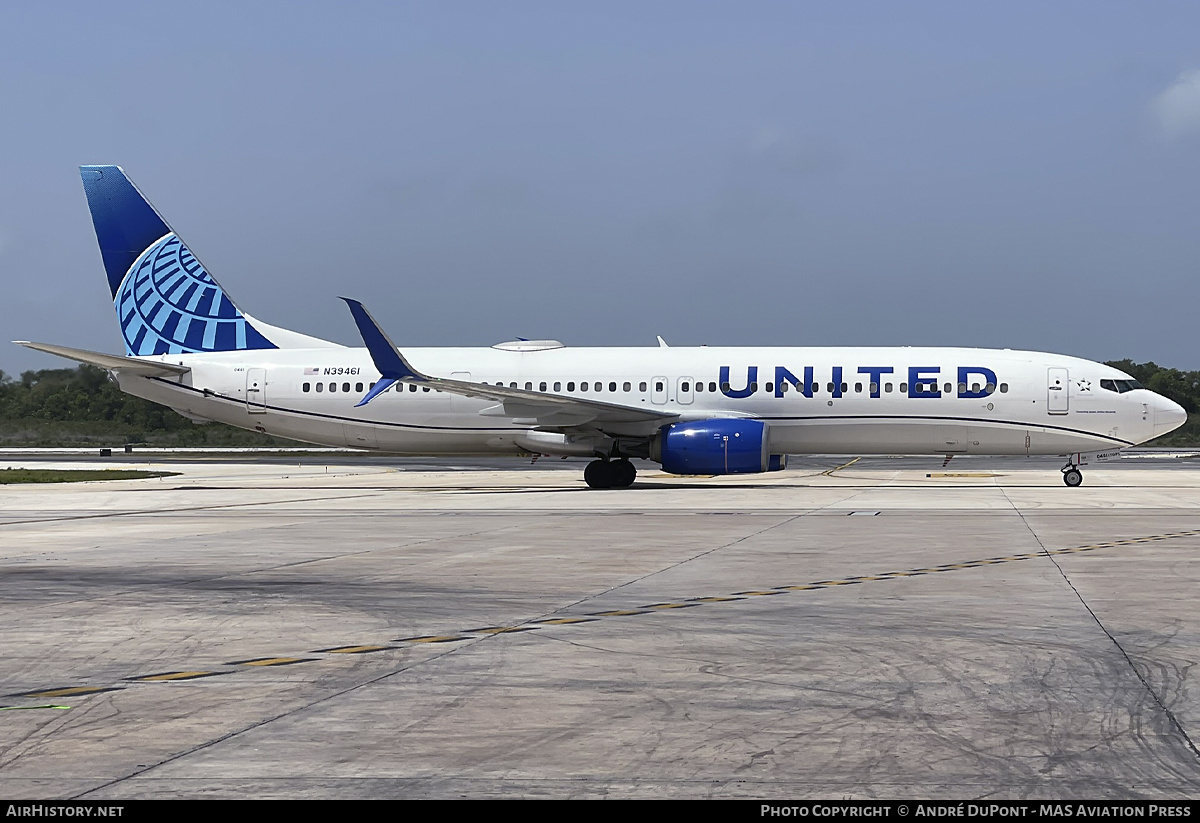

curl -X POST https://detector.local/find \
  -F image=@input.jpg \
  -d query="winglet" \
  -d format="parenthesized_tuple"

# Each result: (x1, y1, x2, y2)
(340, 298, 429, 405)
(354, 377, 397, 408)
(657, 335, 669, 348)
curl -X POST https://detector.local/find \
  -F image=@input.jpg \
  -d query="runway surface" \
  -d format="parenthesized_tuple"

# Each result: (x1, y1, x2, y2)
(2, 451, 1199, 799)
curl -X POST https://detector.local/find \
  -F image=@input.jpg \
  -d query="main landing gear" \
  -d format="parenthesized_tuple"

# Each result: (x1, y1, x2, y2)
(584, 458, 637, 489)
(1061, 459, 1083, 488)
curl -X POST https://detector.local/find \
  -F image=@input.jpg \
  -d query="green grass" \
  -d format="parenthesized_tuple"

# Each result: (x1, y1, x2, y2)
(0, 468, 180, 484)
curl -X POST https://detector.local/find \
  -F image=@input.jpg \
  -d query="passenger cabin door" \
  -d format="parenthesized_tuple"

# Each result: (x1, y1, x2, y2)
(246, 368, 266, 414)
(1047, 368, 1069, 415)
(651, 376, 668, 405)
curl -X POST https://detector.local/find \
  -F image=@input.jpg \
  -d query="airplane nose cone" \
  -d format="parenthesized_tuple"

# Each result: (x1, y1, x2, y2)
(1153, 395, 1187, 436)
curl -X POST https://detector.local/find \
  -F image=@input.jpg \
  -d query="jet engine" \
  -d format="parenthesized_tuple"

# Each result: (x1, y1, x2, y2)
(651, 419, 787, 475)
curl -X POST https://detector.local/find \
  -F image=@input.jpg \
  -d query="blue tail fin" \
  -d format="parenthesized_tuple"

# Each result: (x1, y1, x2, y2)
(80, 165, 278, 356)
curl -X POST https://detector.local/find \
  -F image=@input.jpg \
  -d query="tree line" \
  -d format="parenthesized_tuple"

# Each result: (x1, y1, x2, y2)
(1102, 360, 1200, 445)
(1, 361, 1198, 447)
(0, 365, 300, 447)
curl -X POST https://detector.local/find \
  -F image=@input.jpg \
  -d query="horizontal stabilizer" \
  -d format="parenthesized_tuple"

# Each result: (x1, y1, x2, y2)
(14, 341, 191, 376)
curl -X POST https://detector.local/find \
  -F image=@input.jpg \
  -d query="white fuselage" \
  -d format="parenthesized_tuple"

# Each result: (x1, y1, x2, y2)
(114, 345, 1181, 458)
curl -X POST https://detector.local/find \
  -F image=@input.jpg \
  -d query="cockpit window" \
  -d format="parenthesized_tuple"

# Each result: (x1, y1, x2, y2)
(1101, 379, 1144, 394)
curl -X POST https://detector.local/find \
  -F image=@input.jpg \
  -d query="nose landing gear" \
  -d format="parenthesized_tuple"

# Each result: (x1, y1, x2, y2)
(584, 458, 637, 489)
(1061, 458, 1083, 487)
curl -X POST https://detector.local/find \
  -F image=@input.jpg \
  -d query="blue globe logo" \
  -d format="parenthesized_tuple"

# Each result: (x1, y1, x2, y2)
(114, 233, 273, 355)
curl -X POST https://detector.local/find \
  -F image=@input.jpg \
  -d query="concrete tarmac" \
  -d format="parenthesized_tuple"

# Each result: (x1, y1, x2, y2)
(2, 451, 1199, 799)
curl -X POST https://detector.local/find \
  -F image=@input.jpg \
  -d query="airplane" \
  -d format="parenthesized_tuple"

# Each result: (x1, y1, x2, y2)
(14, 165, 1188, 489)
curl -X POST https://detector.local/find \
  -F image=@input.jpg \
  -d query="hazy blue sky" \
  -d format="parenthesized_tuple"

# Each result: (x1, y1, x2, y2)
(3, 2, 1200, 374)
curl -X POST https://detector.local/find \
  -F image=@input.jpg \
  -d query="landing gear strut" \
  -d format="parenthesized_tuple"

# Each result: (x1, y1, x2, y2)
(1061, 459, 1083, 488)
(584, 458, 636, 489)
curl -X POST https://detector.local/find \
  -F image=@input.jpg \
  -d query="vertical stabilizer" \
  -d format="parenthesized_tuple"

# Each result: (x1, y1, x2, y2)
(80, 165, 279, 356)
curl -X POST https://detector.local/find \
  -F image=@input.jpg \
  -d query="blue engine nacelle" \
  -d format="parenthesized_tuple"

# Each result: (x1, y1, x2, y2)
(652, 419, 787, 475)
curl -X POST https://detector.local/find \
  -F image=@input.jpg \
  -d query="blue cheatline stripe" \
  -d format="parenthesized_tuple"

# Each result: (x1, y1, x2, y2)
(758, 414, 1134, 446)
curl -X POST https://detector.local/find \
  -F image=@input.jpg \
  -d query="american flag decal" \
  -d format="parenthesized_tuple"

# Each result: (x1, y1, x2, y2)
(304, 367, 320, 375)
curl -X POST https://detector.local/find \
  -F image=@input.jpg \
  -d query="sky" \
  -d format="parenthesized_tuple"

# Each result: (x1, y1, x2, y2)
(2, 1, 1200, 375)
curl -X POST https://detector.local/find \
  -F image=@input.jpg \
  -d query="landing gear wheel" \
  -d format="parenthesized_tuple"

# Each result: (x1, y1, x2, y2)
(1063, 468, 1083, 487)
(613, 459, 636, 488)
(585, 459, 636, 489)
(584, 460, 613, 489)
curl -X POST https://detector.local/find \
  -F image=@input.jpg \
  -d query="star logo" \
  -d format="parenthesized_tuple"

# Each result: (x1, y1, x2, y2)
(1076, 379, 1092, 392)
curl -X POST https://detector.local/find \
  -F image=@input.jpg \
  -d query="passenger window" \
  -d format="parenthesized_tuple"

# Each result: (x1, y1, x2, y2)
(709, 382, 716, 392)
(780, 382, 789, 394)
(580, 382, 588, 392)
(568, 382, 575, 391)
(410, 384, 418, 392)
(989, 382, 998, 393)
(422, 386, 430, 392)
(869, 382, 878, 394)
(971, 382, 979, 393)
(315, 382, 323, 392)
(595, 382, 603, 392)
(356, 382, 363, 393)
(302, 382, 310, 392)
(884, 382, 892, 393)
(609, 382, 616, 392)
(720, 382, 730, 392)
(539, 382, 547, 391)
(623, 382, 631, 392)
(998, 383, 1007, 393)
(840, 382, 847, 393)
(750, 382, 758, 393)
(827, 382, 834, 393)
(329, 382, 337, 392)
(339, 382, 348, 393)
(810, 383, 819, 394)
(855, 383, 862, 393)
(764, 382, 772, 393)
(640, 382, 648, 392)
(554, 381, 561, 391)
(525, 382, 533, 390)
(944, 383, 952, 394)
(694, 382, 702, 393)
(681, 382, 691, 393)
(509, 382, 517, 388)
(658, 381, 666, 392)
(369, 382, 375, 390)
(900, 382, 908, 393)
